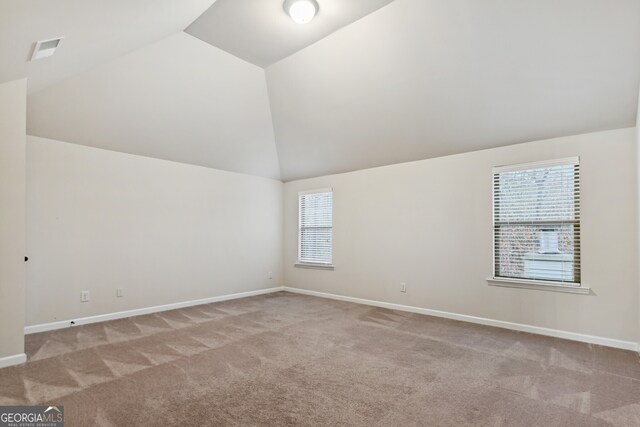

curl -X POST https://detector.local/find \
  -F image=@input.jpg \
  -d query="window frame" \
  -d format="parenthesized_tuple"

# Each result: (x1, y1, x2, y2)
(488, 157, 588, 294)
(296, 188, 334, 269)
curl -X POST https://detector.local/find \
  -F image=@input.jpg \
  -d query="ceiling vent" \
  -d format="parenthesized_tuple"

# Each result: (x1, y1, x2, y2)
(31, 37, 63, 61)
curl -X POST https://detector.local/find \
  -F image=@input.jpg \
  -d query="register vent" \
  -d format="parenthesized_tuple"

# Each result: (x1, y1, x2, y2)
(31, 37, 63, 61)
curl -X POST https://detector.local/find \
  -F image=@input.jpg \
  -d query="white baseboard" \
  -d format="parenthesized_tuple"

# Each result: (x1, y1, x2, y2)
(0, 353, 26, 369)
(282, 287, 639, 352)
(21, 285, 640, 353)
(25, 287, 286, 335)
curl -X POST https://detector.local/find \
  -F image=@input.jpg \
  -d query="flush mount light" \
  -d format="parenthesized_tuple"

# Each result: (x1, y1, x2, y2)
(283, 0, 319, 24)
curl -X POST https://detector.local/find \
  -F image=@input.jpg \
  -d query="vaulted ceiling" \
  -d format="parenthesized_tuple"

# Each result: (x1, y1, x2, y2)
(27, 33, 280, 178)
(186, 0, 395, 67)
(3, 0, 640, 181)
(267, 0, 640, 180)
(0, 0, 216, 93)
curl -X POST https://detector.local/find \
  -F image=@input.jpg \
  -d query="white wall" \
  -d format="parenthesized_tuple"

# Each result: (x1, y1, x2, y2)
(284, 128, 638, 343)
(26, 136, 283, 326)
(0, 79, 26, 359)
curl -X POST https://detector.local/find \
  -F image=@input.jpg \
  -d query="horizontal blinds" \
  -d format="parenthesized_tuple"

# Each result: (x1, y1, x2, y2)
(299, 190, 333, 264)
(493, 159, 580, 284)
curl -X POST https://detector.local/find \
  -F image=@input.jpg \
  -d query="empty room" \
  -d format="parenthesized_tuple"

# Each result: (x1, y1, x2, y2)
(1, 0, 639, 425)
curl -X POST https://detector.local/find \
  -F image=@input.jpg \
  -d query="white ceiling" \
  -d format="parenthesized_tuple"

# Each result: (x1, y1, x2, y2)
(7, 0, 640, 181)
(0, 0, 216, 93)
(186, 0, 396, 67)
(267, 0, 640, 180)
(28, 33, 280, 179)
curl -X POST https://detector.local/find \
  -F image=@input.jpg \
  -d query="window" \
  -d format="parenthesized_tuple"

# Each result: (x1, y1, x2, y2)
(492, 157, 580, 286)
(298, 189, 333, 266)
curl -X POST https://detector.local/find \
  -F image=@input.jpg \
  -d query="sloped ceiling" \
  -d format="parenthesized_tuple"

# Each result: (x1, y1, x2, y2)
(267, 0, 640, 181)
(14, 0, 640, 181)
(28, 33, 280, 179)
(186, 0, 396, 67)
(0, 0, 216, 93)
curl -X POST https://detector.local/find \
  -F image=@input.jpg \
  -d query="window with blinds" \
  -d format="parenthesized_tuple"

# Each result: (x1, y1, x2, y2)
(298, 189, 333, 265)
(493, 157, 580, 285)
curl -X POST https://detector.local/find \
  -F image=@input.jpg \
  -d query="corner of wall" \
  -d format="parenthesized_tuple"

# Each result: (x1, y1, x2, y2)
(0, 78, 27, 364)
(636, 85, 640, 353)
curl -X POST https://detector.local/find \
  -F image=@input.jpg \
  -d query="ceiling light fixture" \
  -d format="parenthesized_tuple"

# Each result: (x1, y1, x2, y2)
(283, 0, 318, 25)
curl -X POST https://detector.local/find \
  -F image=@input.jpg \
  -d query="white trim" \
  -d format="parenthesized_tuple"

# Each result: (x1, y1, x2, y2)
(294, 262, 335, 270)
(298, 189, 334, 265)
(0, 353, 26, 369)
(298, 187, 333, 196)
(20, 286, 640, 353)
(493, 156, 579, 173)
(492, 156, 581, 285)
(24, 287, 285, 335)
(281, 287, 638, 352)
(487, 277, 590, 294)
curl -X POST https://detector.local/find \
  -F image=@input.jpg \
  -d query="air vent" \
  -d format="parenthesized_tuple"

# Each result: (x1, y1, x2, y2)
(31, 37, 63, 61)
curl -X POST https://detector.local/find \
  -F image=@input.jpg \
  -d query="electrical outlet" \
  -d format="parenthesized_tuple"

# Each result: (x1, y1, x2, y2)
(116, 288, 124, 298)
(400, 282, 407, 293)
(80, 290, 90, 302)
(268, 271, 273, 280)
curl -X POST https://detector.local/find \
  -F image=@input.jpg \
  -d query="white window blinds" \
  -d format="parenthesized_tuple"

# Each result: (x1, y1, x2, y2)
(299, 189, 333, 265)
(493, 157, 580, 284)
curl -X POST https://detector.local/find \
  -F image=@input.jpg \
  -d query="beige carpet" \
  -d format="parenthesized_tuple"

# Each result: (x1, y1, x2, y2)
(1, 291, 639, 426)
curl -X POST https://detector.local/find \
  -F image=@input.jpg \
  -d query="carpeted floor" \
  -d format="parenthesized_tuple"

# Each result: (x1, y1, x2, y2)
(1, 292, 639, 426)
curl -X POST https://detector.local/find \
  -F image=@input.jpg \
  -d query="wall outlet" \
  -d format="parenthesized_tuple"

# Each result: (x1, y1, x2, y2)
(400, 282, 407, 293)
(268, 271, 273, 280)
(116, 288, 124, 298)
(80, 290, 90, 302)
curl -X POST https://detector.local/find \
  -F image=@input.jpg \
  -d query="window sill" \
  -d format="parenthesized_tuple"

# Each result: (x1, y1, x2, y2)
(294, 262, 335, 271)
(487, 277, 590, 295)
